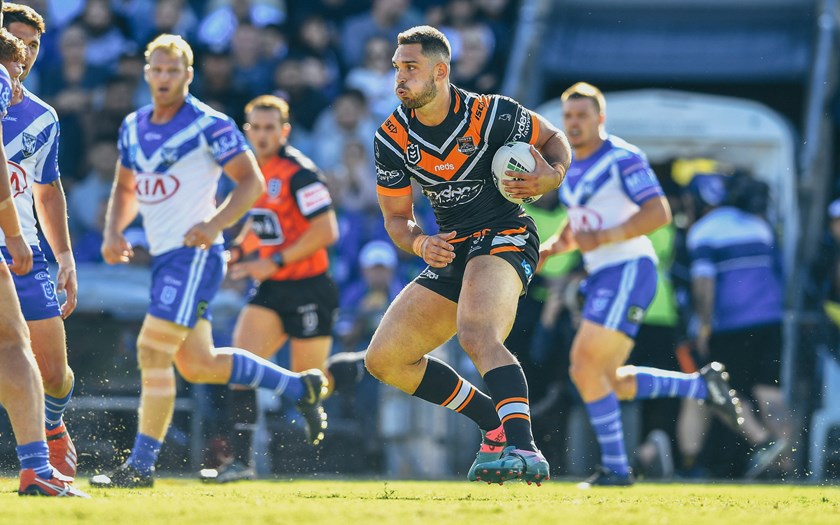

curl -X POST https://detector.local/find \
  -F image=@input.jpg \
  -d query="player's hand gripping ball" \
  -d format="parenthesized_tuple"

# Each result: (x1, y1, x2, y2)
(491, 141, 539, 204)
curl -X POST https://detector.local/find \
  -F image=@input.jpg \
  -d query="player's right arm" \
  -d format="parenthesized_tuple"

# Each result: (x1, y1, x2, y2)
(101, 161, 138, 264)
(374, 126, 454, 267)
(538, 221, 578, 271)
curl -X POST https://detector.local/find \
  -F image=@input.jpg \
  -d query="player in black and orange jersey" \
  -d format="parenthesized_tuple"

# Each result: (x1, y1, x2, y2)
(199, 94, 339, 483)
(364, 26, 571, 485)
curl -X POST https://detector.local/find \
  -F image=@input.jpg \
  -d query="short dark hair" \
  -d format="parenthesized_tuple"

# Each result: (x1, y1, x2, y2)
(397, 25, 451, 63)
(0, 27, 25, 63)
(2, 2, 45, 34)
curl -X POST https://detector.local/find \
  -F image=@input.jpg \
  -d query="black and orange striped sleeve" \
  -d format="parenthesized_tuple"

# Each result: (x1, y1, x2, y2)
(374, 115, 412, 197)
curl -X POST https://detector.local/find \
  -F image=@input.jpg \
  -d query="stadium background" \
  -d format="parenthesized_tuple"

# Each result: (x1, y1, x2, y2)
(0, 0, 837, 484)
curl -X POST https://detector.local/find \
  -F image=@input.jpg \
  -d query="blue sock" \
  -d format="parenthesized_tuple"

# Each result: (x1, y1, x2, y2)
(585, 393, 630, 477)
(45, 379, 74, 431)
(17, 441, 52, 479)
(127, 433, 162, 475)
(634, 367, 707, 400)
(229, 352, 304, 400)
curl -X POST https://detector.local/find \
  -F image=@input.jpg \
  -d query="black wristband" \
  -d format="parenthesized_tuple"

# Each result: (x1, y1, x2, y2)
(270, 252, 285, 268)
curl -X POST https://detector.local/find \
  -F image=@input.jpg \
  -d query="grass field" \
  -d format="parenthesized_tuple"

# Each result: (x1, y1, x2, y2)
(2, 477, 840, 525)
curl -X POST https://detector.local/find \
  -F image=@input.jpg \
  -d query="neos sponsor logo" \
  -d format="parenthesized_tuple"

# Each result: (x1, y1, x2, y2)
(434, 163, 455, 172)
(567, 206, 603, 232)
(297, 182, 332, 215)
(135, 173, 181, 204)
(423, 180, 483, 208)
(376, 165, 403, 183)
(510, 110, 531, 142)
(8, 161, 27, 197)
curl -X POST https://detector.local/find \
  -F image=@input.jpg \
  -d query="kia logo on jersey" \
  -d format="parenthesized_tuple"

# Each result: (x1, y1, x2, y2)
(135, 173, 181, 204)
(567, 206, 603, 232)
(8, 161, 27, 198)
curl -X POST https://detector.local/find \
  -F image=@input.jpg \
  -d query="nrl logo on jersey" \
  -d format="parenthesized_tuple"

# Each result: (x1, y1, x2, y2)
(21, 132, 37, 158)
(267, 178, 282, 198)
(159, 147, 178, 168)
(406, 143, 421, 165)
(456, 136, 476, 155)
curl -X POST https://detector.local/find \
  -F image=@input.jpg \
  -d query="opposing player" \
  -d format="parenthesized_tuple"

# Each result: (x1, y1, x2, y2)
(2, 2, 78, 480)
(199, 94, 338, 483)
(540, 82, 742, 487)
(366, 26, 571, 484)
(0, 20, 87, 497)
(91, 35, 327, 488)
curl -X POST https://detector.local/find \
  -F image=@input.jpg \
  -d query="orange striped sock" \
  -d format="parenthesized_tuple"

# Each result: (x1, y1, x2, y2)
(413, 356, 501, 431)
(483, 364, 537, 451)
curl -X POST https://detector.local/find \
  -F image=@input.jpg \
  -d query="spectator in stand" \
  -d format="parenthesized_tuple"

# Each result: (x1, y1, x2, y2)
(810, 198, 840, 329)
(230, 24, 273, 99)
(324, 140, 379, 214)
(67, 140, 119, 264)
(311, 88, 377, 175)
(198, 0, 285, 52)
(346, 36, 399, 123)
(336, 240, 404, 353)
(73, 0, 134, 74)
(193, 50, 250, 123)
(290, 15, 342, 100)
(475, 0, 517, 75)
(340, 0, 423, 69)
(449, 24, 499, 93)
(90, 75, 140, 143)
(272, 58, 329, 135)
(129, 0, 199, 47)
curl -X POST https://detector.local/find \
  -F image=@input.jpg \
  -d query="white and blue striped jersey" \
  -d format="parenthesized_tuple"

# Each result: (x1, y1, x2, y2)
(0, 87, 60, 246)
(118, 95, 250, 255)
(687, 206, 784, 331)
(559, 135, 664, 273)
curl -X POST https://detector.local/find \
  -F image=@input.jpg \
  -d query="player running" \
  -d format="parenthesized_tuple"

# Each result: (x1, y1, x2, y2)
(540, 82, 743, 487)
(91, 35, 327, 489)
(366, 25, 571, 485)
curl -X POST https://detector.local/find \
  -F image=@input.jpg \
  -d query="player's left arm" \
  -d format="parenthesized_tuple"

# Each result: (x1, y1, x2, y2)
(184, 150, 265, 249)
(502, 112, 571, 200)
(33, 179, 76, 317)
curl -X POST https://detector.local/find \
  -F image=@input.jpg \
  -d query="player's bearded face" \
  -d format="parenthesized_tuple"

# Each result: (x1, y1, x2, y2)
(398, 73, 437, 109)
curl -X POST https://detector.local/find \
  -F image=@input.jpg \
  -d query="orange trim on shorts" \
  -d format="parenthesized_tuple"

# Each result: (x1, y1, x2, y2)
(490, 246, 524, 255)
(501, 413, 531, 424)
(442, 378, 464, 406)
(376, 185, 412, 197)
(495, 397, 529, 411)
(455, 387, 476, 412)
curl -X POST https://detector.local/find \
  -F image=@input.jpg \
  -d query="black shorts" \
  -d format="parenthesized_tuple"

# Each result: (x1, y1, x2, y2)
(248, 273, 338, 338)
(709, 322, 782, 396)
(414, 215, 539, 303)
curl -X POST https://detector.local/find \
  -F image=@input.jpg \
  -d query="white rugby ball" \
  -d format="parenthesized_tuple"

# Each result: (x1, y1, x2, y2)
(491, 141, 539, 204)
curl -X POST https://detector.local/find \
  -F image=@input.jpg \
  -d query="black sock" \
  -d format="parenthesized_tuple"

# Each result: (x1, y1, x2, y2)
(413, 355, 501, 431)
(483, 364, 537, 452)
(327, 351, 367, 393)
(228, 388, 257, 466)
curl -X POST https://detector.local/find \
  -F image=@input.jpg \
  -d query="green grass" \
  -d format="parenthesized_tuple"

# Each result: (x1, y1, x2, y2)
(2, 478, 840, 525)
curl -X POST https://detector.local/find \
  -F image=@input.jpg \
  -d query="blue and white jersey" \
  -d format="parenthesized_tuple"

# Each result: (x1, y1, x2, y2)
(0, 88, 60, 246)
(118, 95, 250, 255)
(559, 135, 663, 273)
(687, 206, 784, 332)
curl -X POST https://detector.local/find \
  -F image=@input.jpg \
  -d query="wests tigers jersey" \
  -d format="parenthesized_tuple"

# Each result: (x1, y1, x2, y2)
(374, 85, 540, 233)
(249, 145, 333, 281)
